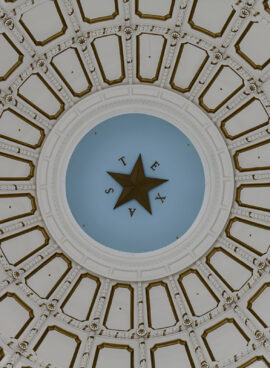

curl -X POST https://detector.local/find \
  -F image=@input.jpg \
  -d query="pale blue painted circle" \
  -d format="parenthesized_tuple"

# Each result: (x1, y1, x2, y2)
(66, 113, 205, 253)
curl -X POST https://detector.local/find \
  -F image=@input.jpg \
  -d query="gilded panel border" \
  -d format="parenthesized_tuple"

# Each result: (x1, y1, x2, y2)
(198, 65, 244, 113)
(103, 283, 134, 331)
(19, 0, 67, 46)
(235, 22, 270, 70)
(263, 0, 270, 13)
(0, 292, 34, 339)
(25, 252, 72, 299)
(33, 325, 81, 368)
(0, 193, 36, 225)
(178, 269, 219, 317)
(0, 108, 45, 149)
(135, 0, 175, 20)
(151, 339, 195, 368)
(17, 73, 65, 120)
(145, 281, 179, 329)
(226, 216, 270, 256)
(0, 225, 49, 266)
(170, 42, 209, 93)
(0, 347, 4, 361)
(61, 273, 101, 321)
(136, 33, 167, 83)
(202, 318, 250, 361)
(91, 35, 125, 85)
(92, 343, 134, 368)
(77, 0, 119, 24)
(188, 0, 236, 38)
(234, 139, 270, 172)
(205, 247, 253, 292)
(51, 47, 92, 97)
(237, 355, 270, 367)
(247, 282, 270, 328)
(236, 183, 270, 212)
(220, 97, 269, 140)
(0, 152, 34, 181)
(0, 33, 23, 81)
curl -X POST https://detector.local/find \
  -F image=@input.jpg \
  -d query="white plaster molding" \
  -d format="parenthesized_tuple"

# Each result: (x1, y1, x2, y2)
(37, 85, 234, 281)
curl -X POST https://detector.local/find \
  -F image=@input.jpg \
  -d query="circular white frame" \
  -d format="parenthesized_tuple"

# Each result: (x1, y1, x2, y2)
(37, 85, 234, 281)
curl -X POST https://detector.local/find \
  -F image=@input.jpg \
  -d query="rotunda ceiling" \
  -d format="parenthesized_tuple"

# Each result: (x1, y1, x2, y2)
(0, 0, 269, 367)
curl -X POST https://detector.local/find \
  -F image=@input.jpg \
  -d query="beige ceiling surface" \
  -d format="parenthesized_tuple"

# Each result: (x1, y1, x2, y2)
(0, 0, 270, 367)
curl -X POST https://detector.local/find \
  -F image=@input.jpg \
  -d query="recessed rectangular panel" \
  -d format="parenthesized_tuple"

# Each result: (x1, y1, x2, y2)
(103, 284, 133, 331)
(78, 0, 118, 23)
(0, 109, 44, 148)
(61, 274, 100, 321)
(189, 0, 235, 37)
(0, 33, 23, 81)
(0, 293, 33, 339)
(135, 0, 175, 19)
(178, 270, 219, 316)
(0, 194, 36, 224)
(171, 43, 208, 92)
(237, 184, 270, 212)
(202, 319, 249, 362)
(34, 326, 80, 368)
(25, 254, 71, 298)
(137, 33, 166, 82)
(18, 74, 64, 120)
(206, 248, 252, 291)
(227, 218, 270, 256)
(51, 48, 92, 97)
(234, 140, 270, 172)
(236, 22, 270, 70)
(92, 35, 125, 85)
(0, 226, 49, 266)
(146, 282, 178, 329)
(221, 98, 269, 139)
(151, 340, 195, 368)
(93, 344, 133, 368)
(0, 153, 34, 181)
(199, 66, 244, 113)
(19, 1, 66, 46)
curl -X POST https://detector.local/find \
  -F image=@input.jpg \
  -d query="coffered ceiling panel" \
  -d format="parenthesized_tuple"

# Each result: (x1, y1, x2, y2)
(0, 1, 269, 367)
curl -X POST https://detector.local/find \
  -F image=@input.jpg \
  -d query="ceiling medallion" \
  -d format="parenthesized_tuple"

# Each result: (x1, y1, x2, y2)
(65, 111, 205, 253)
(37, 85, 234, 281)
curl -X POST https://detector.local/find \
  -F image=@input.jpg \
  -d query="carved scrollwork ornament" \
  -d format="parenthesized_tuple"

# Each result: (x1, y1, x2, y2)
(183, 317, 192, 326)
(240, 7, 250, 18)
(5, 94, 15, 105)
(248, 82, 257, 93)
(255, 330, 264, 340)
(4, 18, 14, 30)
(36, 59, 47, 70)
(18, 341, 28, 351)
(12, 270, 21, 280)
(46, 301, 57, 311)
(90, 321, 99, 331)
(257, 260, 266, 270)
(136, 327, 147, 337)
(213, 51, 223, 61)
(77, 36, 87, 51)
(171, 31, 180, 41)
(77, 36, 87, 46)
(225, 296, 234, 305)
(211, 51, 223, 65)
(124, 26, 133, 37)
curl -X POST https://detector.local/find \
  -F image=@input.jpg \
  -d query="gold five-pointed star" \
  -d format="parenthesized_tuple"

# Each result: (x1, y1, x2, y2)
(107, 154, 168, 214)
